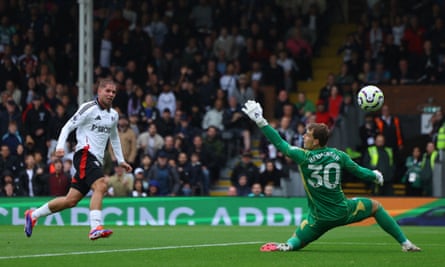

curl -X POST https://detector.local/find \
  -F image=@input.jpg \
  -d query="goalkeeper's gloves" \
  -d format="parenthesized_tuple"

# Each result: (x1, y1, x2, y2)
(373, 170, 384, 186)
(242, 100, 268, 127)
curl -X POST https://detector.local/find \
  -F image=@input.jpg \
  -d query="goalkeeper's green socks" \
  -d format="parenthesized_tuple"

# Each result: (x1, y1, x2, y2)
(374, 205, 407, 243)
(286, 237, 302, 251)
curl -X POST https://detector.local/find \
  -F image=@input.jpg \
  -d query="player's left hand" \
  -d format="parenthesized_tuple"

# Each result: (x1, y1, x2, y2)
(372, 170, 384, 186)
(120, 162, 133, 173)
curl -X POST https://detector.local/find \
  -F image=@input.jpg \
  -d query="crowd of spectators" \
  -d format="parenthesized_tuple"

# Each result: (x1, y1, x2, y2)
(0, 0, 331, 198)
(319, 0, 445, 197)
(0, 0, 443, 198)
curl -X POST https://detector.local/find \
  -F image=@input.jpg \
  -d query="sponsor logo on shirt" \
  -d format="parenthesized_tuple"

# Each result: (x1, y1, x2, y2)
(91, 124, 111, 133)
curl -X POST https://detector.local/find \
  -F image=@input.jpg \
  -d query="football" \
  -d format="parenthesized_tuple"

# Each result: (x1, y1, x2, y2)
(357, 85, 384, 111)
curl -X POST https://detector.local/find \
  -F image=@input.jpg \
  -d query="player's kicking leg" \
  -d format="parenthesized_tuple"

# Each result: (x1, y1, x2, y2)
(24, 209, 37, 237)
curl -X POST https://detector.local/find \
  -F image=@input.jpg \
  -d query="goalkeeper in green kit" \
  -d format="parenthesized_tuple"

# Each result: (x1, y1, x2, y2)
(242, 100, 421, 252)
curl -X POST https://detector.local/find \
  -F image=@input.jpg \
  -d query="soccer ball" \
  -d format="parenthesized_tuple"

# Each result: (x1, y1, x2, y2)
(357, 85, 384, 111)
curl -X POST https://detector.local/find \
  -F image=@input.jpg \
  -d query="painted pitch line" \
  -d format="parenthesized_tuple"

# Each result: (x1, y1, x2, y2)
(2, 241, 442, 260)
(0, 241, 264, 260)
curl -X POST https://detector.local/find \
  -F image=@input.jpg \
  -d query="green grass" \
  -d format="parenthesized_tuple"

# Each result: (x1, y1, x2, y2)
(0, 225, 442, 267)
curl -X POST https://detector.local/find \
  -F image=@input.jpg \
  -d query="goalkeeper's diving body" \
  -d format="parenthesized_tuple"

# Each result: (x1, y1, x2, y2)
(242, 100, 421, 252)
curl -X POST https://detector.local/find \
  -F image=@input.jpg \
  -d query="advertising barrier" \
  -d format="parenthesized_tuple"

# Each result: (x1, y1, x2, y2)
(0, 197, 443, 226)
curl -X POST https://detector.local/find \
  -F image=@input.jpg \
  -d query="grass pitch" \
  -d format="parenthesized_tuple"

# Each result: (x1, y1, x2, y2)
(0, 225, 441, 267)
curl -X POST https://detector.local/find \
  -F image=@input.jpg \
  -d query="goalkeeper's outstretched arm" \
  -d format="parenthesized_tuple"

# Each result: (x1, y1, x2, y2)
(242, 100, 299, 159)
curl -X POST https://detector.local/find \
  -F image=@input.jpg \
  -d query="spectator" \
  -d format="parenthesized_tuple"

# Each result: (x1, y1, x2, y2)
(1, 120, 23, 156)
(47, 103, 69, 162)
(107, 165, 134, 197)
(262, 54, 285, 91)
(157, 135, 179, 162)
(264, 184, 274, 197)
(285, 28, 313, 80)
(230, 151, 259, 187)
(147, 12, 168, 47)
(176, 152, 193, 196)
(227, 185, 237, 196)
(197, 73, 218, 111)
(17, 153, 48, 196)
(334, 62, 353, 85)
(314, 99, 333, 129)
(219, 62, 238, 98)
(430, 110, 444, 143)
(157, 83, 176, 118)
(132, 179, 147, 197)
(318, 73, 336, 109)
(187, 135, 212, 194)
(0, 55, 21, 89)
(248, 182, 264, 197)
(18, 43, 38, 72)
(369, 61, 392, 84)
(369, 19, 384, 59)
(174, 114, 198, 148)
(136, 123, 164, 160)
(147, 151, 180, 196)
(133, 167, 148, 191)
(139, 154, 153, 178)
(0, 144, 20, 177)
(156, 108, 176, 137)
(420, 142, 439, 196)
(1, 170, 21, 197)
(47, 158, 69, 196)
(375, 105, 404, 152)
(232, 74, 255, 107)
(277, 49, 298, 91)
(189, 0, 213, 33)
(223, 96, 251, 153)
(402, 15, 425, 56)
(401, 146, 423, 196)
(202, 126, 225, 167)
(147, 179, 161, 197)
(139, 93, 161, 130)
(392, 15, 405, 47)
(4, 80, 21, 107)
(274, 90, 293, 120)
(111, 116, 137, 166)
(363, 134, 395, 196)
(213, 26, 237, 61)
(236, 173, 251, 196)
(278, 116, 295, 144)
(23, 94, 51, 159)
(202, 99, 225, 131)
(259, 159, 283, 190)
(327, 85, 343, 124)
(291, 122, 306, 148)
(189, 152, 206, 196)
(378, 33, 401, 76)
(417, 40, 438, 83)
(127, 85, 144, 118)
(294, 92, 316, 119)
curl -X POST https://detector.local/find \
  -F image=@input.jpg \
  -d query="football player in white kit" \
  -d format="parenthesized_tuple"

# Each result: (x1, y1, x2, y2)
(24, 79, 132, 240)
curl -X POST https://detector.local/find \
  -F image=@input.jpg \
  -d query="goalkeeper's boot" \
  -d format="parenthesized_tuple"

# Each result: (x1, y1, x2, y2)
(24, 209, 37, 238)
(402, 242, 421, 252)
(89, 226, 113, 240)
(260, 242, 292, 252)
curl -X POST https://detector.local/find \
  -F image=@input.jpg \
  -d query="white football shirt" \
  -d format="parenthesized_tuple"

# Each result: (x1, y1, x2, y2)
(56, 100, 125, 165)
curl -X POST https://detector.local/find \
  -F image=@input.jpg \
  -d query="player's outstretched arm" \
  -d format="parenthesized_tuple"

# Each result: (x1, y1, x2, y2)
(242, 100, 295, 157)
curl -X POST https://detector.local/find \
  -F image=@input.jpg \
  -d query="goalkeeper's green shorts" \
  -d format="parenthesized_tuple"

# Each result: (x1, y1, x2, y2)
(295, 197, 374, 244)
